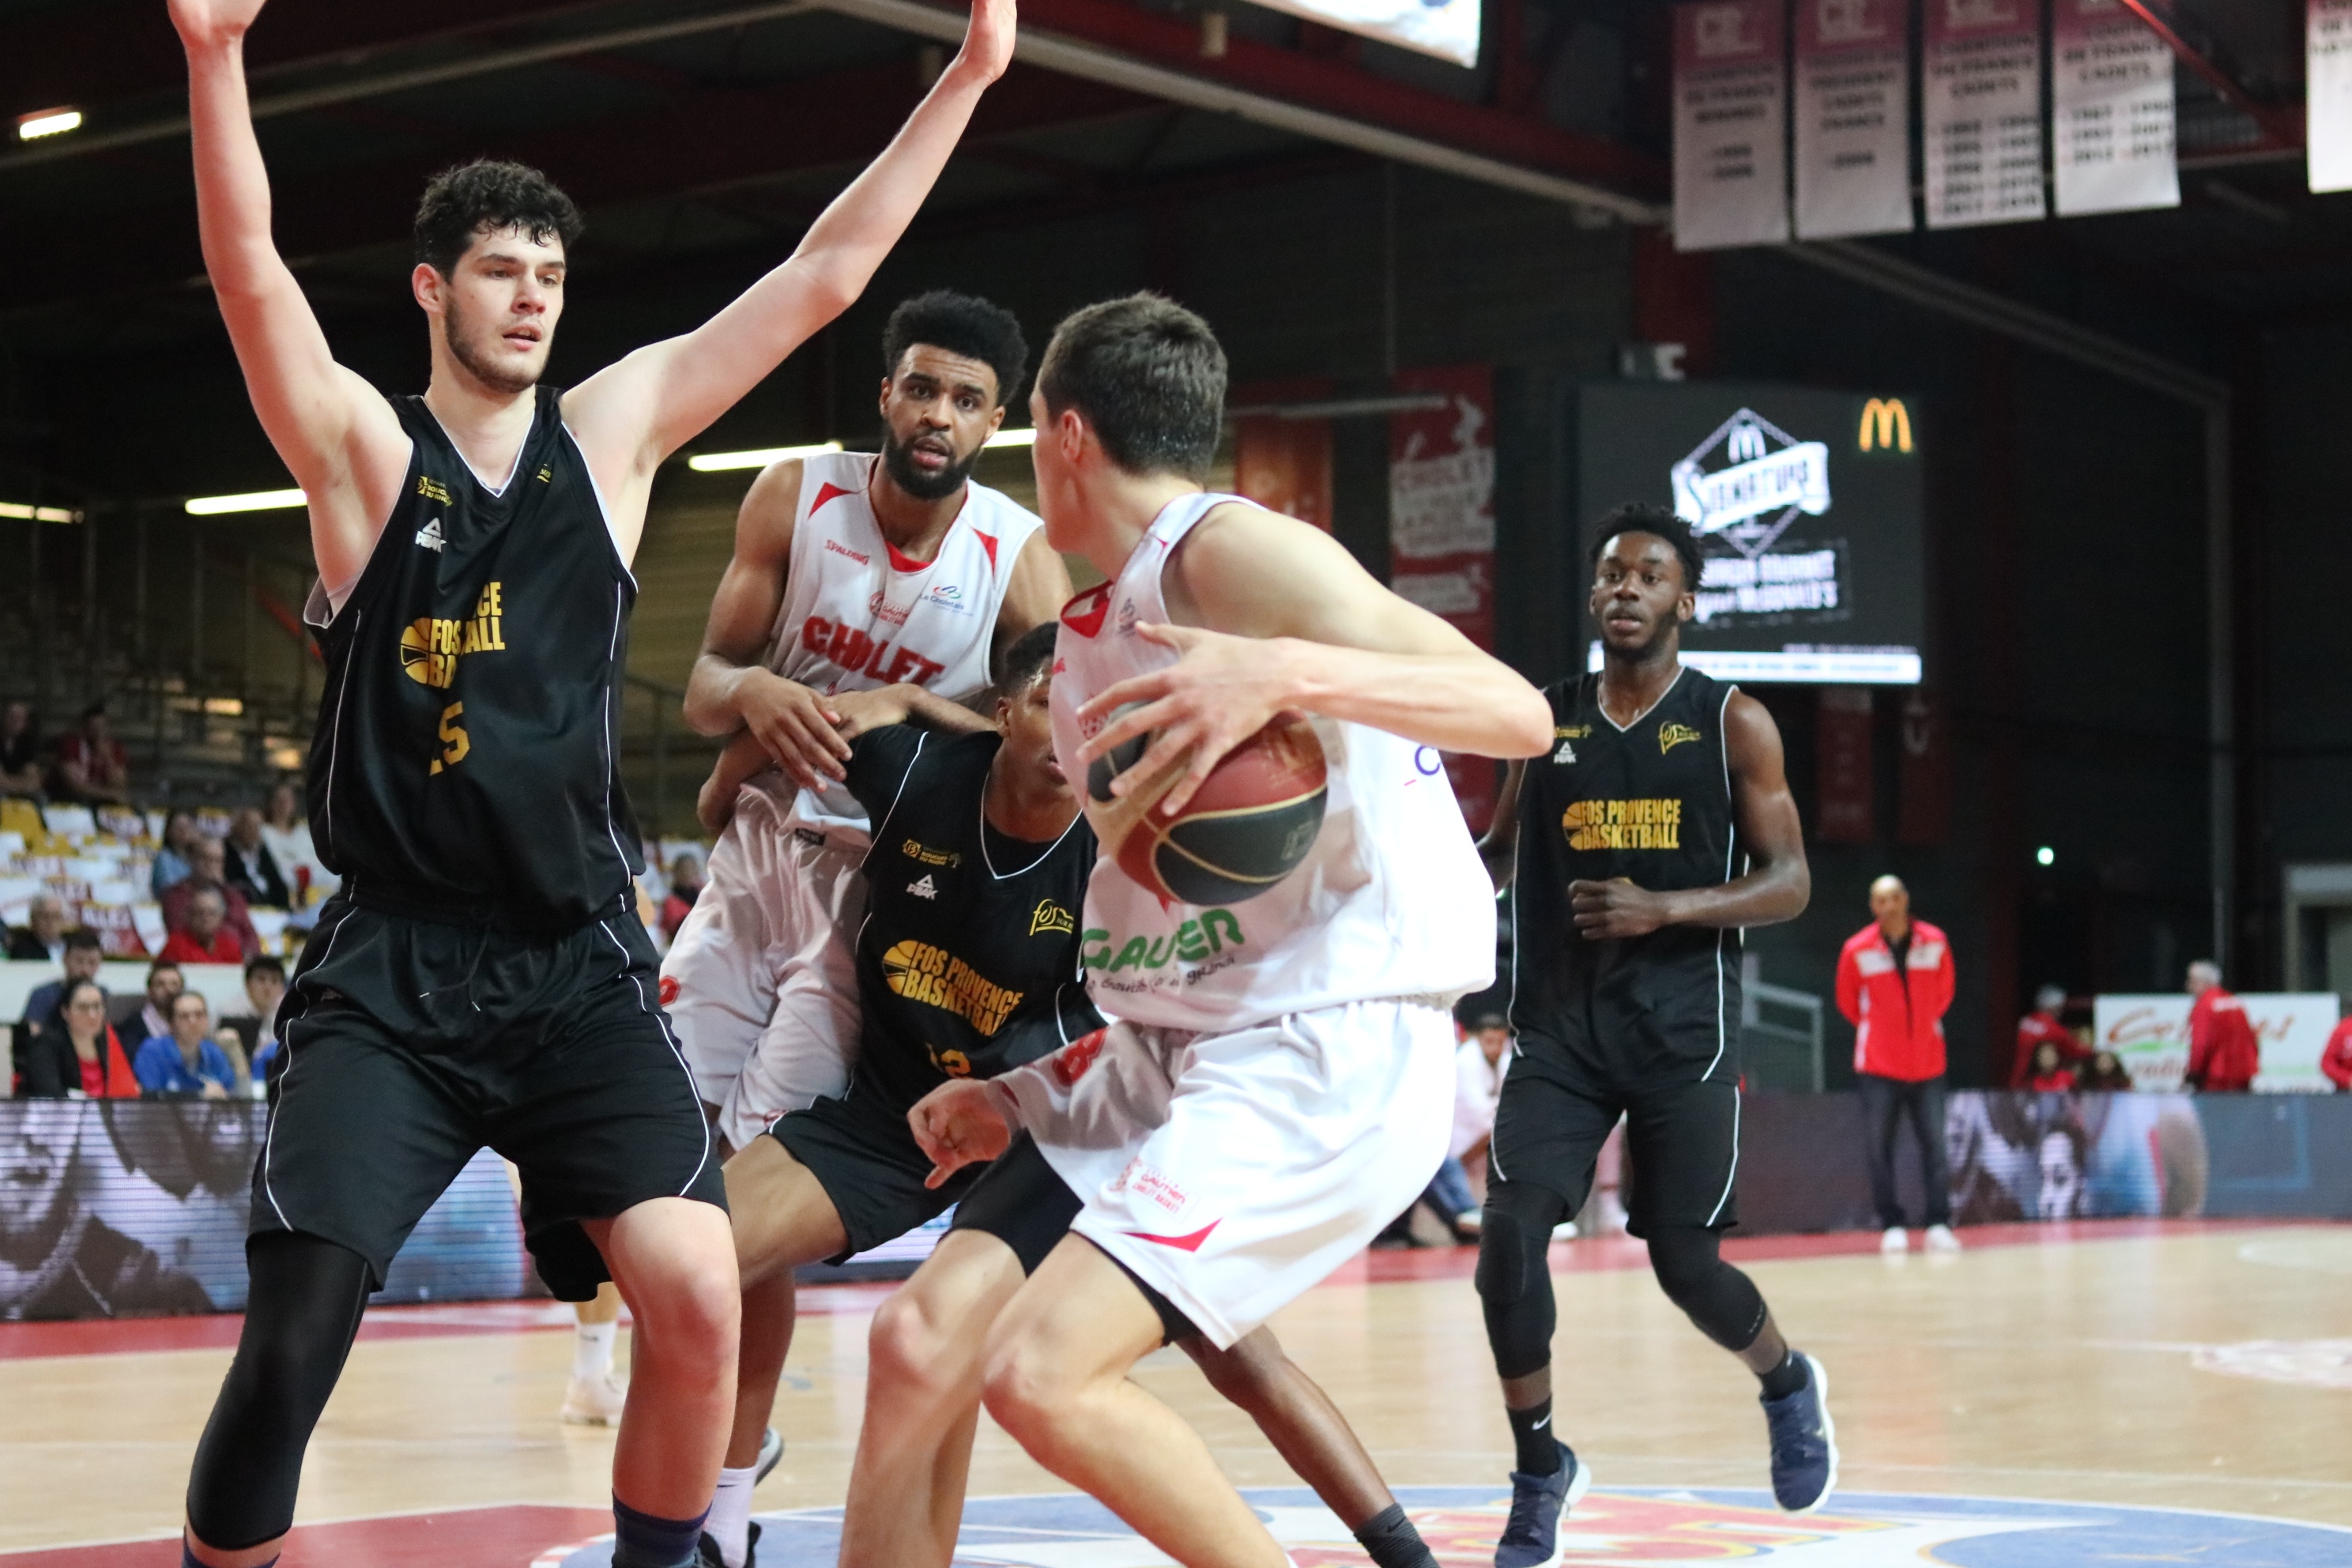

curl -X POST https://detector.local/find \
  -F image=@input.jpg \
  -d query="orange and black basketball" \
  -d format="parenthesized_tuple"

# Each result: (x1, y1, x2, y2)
(1085, 708, 1329, 906)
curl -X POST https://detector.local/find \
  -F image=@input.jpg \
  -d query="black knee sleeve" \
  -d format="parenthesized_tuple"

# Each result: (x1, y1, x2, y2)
(186, 1233, 374, 1551)
(1476, 1182, 1566, 1380)
(1645, 1226, 1767, 1353)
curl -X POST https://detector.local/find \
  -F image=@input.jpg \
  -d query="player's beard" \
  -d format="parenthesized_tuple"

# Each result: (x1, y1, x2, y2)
(881, 427, 981, 502)
(445, 293, 543, 396)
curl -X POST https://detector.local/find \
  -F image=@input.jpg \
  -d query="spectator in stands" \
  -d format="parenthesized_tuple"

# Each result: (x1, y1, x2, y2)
(2075, 1050, 2133, 1092)
(2012, 984, 2088, 1087)
(258, 780, 333, 901)
(660, 851, 704, 944)
(6, 893, 69, 961)
(20, 978, 138, 1099)
(221, 808, 288, 909)
(160, 837, 258, 960)
(160, 887, 243, 965)
(0, 702, 41, 797)
(50, 703, 130, 805)
(2026, 1041, 2077, 1092)
(2183, 959, 2260, 1093)
(2324, 1012, 2352, 1093)
(1837, 873, 1962, 1254)
(126, 960, 183, 1047)
(17, 929, 105, 1065)
(150, 810, 202, 898)
(133, 990, 234, 1099)
(229, 955, 289, 1087)
(1454, 1010, 1510, 1172)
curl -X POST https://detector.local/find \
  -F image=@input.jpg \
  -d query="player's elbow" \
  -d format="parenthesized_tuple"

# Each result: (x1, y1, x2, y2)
(1494, 686, 1554, 759)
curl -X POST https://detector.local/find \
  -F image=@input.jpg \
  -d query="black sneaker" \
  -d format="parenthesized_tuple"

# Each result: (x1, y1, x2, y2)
(1492, 1439, 1591, 1568)
(1760, 1352, 1838, 1513)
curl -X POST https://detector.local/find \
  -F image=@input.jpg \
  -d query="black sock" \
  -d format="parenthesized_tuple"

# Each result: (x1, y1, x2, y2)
(1758, 1349, 1808, 1402)
(1353, 1502, 1438, 1568)
(1507, 1399, 1562, 1475)
(612, 1496, 710, 1568)
(186, 1552, 274, 1568)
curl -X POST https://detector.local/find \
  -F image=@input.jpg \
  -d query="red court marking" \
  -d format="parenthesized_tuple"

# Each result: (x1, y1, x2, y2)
(0, 1505, 612, 1568)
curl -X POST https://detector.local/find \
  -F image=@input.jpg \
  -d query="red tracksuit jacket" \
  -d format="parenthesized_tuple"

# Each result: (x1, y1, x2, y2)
(2186, 987, 2261, 1093)
(1837, 918, 1956, 1082)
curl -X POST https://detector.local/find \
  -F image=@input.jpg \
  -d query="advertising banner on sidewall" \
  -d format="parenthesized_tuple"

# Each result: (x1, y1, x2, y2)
(2093, 993, 2343, 1093)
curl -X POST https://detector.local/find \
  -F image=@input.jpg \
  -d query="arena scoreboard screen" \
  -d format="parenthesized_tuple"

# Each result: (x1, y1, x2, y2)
(1577, 383, 1927, 684)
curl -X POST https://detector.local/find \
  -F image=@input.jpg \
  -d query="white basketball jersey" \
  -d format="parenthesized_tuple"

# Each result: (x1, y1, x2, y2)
(764, 450, 1045, 834)
(1050, 492, 1495, 1032)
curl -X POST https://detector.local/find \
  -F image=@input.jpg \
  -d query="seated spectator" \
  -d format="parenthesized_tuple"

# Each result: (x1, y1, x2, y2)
(134, 990, 235, 1099)
(149, 809, 202, 899)
(20, 977, 139, 1099)
(17, 929, 106, 1063)
(0, 701, 41, 797)
(2325, 1014, 2352, 1094)
(50, 703, 131, 805)
(258, 781, 334, 901)
(222, 807, 289, 909)
(2076, 1050, 2134, 1092)
(2011, 985, 2087, 1087)
(2026, 1041, 2077, 1093)
(159, 837, 259, 960)
(228, 955, 289, 1087)
(115, 959, 184, 1047)
(1447, 1012, 1512, 1232)
(6, 892, 69, 961)
(660, 851, 704, 944)
(160, 887, 243, 964)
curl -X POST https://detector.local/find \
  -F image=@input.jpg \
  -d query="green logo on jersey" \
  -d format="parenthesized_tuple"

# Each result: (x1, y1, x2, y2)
(1082, 910, 1246, 973)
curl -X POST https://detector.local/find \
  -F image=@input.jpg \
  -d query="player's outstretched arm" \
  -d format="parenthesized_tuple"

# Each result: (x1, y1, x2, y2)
(1079, 503, 1552, 815)
(564, 0, 1017, 486)
(1567, 690, 1809, 939)
(172, 0, 410, 595)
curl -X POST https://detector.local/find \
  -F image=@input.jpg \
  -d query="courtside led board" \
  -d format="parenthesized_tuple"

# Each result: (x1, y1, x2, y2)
(1577, 383, 1927, 684)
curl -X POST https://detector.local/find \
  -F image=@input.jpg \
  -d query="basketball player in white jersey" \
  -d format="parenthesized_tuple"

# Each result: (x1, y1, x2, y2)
(910, 295, 1553, 1568)
(665, 291, 1069, 1159)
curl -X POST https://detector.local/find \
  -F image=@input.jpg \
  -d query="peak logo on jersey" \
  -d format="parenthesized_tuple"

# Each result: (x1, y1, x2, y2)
(416, 474, 451, 505)
(1030, 899, 1076, 937)
(399, 582, 507, 688)
(1061, 582, 1114, 639)
(902, 839, 963, 869)
(907, 875, 938, 899)
(824, 537, 871, 567)
(1049, 1027, 1106, 1087)
(1553, 740, 1578, 764)
(799, 615, 946, 686)
(1660, 722, 1703, 754)
(1082, 910, 1244, 974)
(1564, 797, 1683, 850)
(880, 939, 1023, 1035)
(413, 517, 446, 553)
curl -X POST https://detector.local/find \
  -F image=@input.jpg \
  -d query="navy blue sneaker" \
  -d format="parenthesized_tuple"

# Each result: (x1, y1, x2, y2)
(1760, 1352, 1838, 1513)
(1492, 1439, 1592, 1568)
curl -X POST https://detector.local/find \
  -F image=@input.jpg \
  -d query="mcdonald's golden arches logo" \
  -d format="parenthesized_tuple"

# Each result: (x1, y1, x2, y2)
(1859, 398, 1913, 454)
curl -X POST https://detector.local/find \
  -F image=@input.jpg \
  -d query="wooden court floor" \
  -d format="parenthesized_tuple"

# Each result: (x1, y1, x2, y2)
(2, 1219, 2347, 1562)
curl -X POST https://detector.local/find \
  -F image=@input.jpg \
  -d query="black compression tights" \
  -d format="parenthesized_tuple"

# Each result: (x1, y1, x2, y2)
(1477, 1181, 1768, 1378)
(186, 1233, 374, 1551)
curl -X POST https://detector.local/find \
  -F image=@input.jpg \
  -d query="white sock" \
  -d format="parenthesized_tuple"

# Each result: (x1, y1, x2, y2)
(572, 1320, 617, 1384)
(709, 1464, 759, 1568)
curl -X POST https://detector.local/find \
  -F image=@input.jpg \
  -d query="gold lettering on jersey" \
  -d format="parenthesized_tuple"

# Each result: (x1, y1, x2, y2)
(416, 475, 451, 504)
(881, 939, 1023, 1036)
(901, 839, 963, 869)
(1555, 725, 1592, 740)
(1563, 797, 1683, 850)
(399, 582, 507, 689)
(536, 466, 552, 484)
(430, 702, 470, 775)
(1658, 723, 1702, 754)
(929, 1045, 973, 1077)
(1030, 899, 1075, 937)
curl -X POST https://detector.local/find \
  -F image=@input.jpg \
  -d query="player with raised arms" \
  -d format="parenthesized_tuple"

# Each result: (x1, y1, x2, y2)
(908, 294, 1554, 1568)
(164, 0, 1015, 1563)
(1473, 503, 1836, 1568)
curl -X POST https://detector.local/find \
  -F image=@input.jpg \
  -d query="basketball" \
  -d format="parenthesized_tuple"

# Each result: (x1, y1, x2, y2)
(1084, 707, 1329, 906)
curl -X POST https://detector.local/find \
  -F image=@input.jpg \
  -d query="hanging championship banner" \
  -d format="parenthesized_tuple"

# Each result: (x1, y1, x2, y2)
(1896, 688, 1951, 845)
(1816, 686, 1875, 842)
(1672, 1, 1791, 251)
(1232, 378, 1335, 533)
(2311, 0, 2352, 193)
(2052, 0, 2179, 216)
(1389, 364, 1498, 830)
(1795, 0, 1914, 239)
(1923, 0, 2046, 229)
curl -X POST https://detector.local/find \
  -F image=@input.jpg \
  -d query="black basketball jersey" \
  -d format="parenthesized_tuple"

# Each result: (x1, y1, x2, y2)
(1510, 666, 1744, 1076)
(842, 726, 1102, 1114)
(304, 386, 642, 930)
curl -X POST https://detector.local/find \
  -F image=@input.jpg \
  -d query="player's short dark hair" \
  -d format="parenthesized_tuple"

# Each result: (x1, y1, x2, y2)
(1037, 294, 1226, 481)
(1587, 502, 1707, 595)
(62, 928, 102, 954)
(244, 955, 287, 984)
(883, 292, 1030, 409)
(414, 160, 585, 279)
(995, 621, 1058, 693)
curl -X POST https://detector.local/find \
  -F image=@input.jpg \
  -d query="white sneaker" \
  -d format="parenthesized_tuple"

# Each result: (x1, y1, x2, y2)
(1924, 1223, 1962, 1253)
(561, 1372, 628, 1426)
(1880, 1226, 1909, 1253)
(1552, 1220, 1580, 1241)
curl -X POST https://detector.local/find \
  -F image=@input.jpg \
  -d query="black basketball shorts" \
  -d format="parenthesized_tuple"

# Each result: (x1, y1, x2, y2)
(1489, 1028, 1742, 1238)
(767, 1084, 982, 1264)
(253, 897, 727, 1300)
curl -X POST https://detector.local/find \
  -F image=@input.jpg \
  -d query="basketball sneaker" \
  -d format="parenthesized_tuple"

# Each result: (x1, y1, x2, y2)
(1924, 1223, 1962, 1253)
(1879, 1226, 1908, 1253)
(560, 1371, 627, 1426)
(756, 1425, 784, 1481)
(1492, 1439, 1591, 1568)
(1760, 1352, 1838, 1513)
(697, 1520, 759, 1568)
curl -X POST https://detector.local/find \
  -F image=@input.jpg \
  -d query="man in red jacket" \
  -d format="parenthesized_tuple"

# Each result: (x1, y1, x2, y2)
(2321, 1014, 2352, 1092)
(1836, 876, 1959, 1253)
(2183, 961, 2260, 1092)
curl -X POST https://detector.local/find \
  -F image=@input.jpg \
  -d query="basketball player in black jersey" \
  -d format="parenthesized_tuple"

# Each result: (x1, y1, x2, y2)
(168, 0, 1016, 1563)
(1475, 503, 1837, 1566)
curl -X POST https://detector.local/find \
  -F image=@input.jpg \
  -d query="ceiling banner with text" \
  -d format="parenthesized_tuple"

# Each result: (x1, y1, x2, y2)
(2052, 0, 2180, 217)
(1672, 1, 1791, 251)
(1924, 0, 2047, 230)
(1795, 0, 1915, 240)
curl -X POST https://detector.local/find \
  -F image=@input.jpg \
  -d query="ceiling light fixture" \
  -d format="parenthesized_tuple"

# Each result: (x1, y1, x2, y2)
(185, 488, 307, 515)
(985, 428, 1037, 448)
(0, 500, 81, 522)
(686, 440, 843, 473)
(16, 107, 82, 141)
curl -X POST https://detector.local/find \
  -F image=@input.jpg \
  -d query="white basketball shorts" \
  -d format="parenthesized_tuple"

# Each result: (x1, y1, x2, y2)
(994, 996, 1457, 1348)
(658, 782, 866, 1154)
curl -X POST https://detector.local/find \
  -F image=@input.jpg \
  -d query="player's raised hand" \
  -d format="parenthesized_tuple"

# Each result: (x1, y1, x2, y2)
(910, 1079, 1014, 1189)
(1569, 877, 1674, 940)
(1075, 622, 1296, 817)
(168, 0, 269, 47)
(949, 0, 1020, 88)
